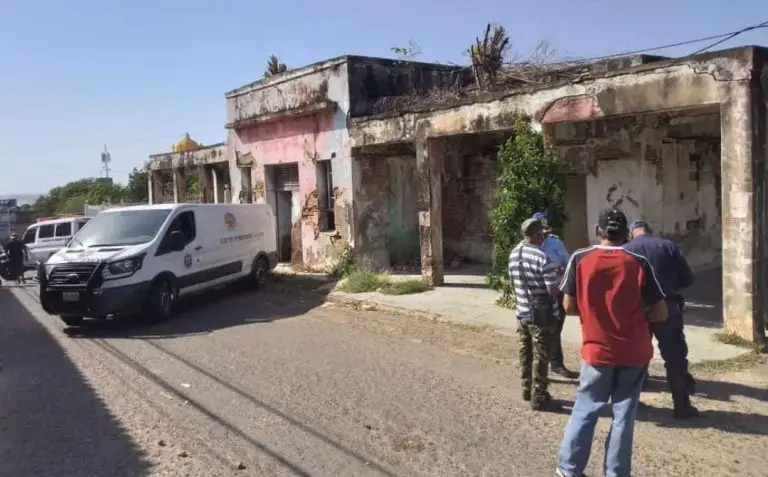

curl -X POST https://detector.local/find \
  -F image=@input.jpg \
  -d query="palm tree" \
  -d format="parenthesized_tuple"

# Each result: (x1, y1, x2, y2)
(264, 55, 288, 78)
(469, 23, 510, 90)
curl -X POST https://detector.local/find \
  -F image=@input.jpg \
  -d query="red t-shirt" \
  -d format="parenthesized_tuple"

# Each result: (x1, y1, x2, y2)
(560, 245, 665, 366)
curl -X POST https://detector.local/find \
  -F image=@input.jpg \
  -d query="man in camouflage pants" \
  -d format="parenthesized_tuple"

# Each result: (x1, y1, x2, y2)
(508, 218, 562, 412)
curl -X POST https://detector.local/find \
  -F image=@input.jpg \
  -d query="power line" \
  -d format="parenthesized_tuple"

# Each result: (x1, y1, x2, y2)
(545, 20, 768, 67)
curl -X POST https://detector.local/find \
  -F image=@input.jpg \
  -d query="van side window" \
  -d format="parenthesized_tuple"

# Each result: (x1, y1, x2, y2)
(22, 228, 36, 244)
(158, 211, 196, 255)
(55, 222, 72, 237)
(38, 224, 54, 239)
(76, 219, 90, 231)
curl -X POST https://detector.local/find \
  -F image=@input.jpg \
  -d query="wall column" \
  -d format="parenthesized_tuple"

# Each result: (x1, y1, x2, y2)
(199, 165, 213, 203)
(173, 168, 187, 203)
(416, 137, 444, 285)
(720, 77, 767, 344)
(149, 170, 164, 204)
(212, 168, 219, 204)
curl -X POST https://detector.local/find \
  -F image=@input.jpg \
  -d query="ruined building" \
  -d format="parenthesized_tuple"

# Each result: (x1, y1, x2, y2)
(149, 46, 768, 343)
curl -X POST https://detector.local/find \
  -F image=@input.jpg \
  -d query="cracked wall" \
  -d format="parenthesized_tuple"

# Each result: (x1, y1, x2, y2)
(555, 112, 722, 271)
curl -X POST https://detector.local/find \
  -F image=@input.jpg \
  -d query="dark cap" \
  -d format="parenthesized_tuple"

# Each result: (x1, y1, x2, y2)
(629, 219, 651, 233)
(598, 208, 628, 235)
(520, 218, 544, 237)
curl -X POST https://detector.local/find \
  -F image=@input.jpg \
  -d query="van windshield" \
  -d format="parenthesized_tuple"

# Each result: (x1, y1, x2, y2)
(70, 210, 171, 248)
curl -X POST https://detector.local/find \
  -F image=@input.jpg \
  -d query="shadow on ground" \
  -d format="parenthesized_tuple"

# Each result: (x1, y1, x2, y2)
(51, 277, 335, 340)
(0, 287, 153, 476)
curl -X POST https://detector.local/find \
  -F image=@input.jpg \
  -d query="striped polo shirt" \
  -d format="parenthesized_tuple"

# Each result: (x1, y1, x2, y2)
(508, 243, 561, 321)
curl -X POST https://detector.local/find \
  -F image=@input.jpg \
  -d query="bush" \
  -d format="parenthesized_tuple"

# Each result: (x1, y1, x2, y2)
(326, 243, 355, 278)
(487, 115, 566, 308)
(340, 268, 387, 293)
(381, 279, 433, 295)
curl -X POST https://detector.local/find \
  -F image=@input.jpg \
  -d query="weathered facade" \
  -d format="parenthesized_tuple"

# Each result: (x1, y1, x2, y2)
(225, 56, 462, 268)
(149, 134, 231, 205)
(348, 46, 768, 344)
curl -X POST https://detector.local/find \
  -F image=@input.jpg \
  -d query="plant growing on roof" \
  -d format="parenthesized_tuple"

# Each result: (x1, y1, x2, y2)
(469, 23, 510, 91)
(487, 115, 566, 308)
(264, 55, 288, 78)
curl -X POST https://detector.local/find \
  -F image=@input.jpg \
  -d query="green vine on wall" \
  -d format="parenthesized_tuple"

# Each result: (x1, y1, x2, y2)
(487, 115, 567, 308)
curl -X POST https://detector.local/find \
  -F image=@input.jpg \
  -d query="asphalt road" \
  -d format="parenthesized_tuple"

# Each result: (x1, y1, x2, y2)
(1, 279, 767, 477)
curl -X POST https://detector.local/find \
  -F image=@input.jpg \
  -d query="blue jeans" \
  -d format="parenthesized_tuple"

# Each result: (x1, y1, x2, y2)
(557, 361, 647, 477)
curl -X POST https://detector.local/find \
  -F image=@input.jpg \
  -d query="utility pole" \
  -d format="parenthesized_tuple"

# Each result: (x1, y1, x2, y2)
(100, 145, 112, 179)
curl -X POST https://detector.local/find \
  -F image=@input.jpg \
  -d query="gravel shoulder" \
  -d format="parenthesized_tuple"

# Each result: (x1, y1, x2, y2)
(1, 283, 766, 477)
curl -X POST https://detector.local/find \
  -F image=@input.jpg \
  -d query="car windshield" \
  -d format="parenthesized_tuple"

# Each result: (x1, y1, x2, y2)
(70, 209, 171, 247)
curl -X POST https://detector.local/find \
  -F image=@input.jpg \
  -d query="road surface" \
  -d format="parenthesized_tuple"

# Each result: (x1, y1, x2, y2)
(1, 281, 766, 476)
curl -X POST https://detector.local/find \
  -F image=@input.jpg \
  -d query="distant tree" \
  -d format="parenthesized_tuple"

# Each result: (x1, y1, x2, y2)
(264, 55, 288, 78)
(125, 161, 150, 203)
(391, 40, 422, 60)
(33, 178, 125, 216)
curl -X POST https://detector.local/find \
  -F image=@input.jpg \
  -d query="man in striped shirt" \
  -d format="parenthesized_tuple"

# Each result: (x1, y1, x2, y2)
(508, 218, 563, 412)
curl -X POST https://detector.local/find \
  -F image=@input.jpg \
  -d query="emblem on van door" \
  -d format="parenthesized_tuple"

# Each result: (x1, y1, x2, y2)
(184, 254, 192, 268)
(224, 212, 236, 230)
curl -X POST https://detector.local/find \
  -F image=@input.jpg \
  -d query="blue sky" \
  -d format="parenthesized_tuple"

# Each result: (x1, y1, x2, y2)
(1, 0, 766, 194)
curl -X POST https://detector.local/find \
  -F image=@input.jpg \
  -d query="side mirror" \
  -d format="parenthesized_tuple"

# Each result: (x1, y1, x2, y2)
(168, 231, 186, 252)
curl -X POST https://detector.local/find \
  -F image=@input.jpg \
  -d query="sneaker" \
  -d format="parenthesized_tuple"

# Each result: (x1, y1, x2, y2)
(556, 469, 588, 477)
(531, 393, 563, 412)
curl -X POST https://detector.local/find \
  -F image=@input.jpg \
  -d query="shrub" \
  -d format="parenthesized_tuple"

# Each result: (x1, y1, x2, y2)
(487, 115, 566, 308)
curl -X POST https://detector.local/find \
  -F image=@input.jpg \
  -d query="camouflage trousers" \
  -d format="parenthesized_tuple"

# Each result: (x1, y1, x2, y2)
(518, 318, 557, 400)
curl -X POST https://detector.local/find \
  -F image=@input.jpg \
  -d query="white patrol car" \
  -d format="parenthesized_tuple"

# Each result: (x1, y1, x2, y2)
(38, 203, 278, 327)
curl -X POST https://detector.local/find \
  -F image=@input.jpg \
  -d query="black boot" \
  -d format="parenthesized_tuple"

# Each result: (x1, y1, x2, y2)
(550, 362, 579, 379)
(668, 373, 699, 419)
(684, 371, 696, 395)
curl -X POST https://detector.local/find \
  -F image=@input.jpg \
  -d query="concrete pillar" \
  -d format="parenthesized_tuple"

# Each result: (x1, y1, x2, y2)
(198, 165, 213, 203)
(720, 80, 767, 343)
(173, 168, 187, 203)
(149, 170, 164, 204)
(416, 138, 444, 285)
(211, 168, 219, 204)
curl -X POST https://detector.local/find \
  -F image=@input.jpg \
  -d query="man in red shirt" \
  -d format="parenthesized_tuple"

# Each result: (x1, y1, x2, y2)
(556, 209, 667, 477)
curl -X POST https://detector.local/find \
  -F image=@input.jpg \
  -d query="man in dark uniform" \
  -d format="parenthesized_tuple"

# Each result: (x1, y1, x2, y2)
(623, 220, 698, 419)
(3, 233, 29, 284)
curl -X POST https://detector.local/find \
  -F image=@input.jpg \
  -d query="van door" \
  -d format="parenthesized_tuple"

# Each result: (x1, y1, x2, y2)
(155, 210, 205, 294)
(21, 226, 37, 266)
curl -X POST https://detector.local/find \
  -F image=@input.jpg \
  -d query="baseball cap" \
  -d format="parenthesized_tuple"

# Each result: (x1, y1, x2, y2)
(629, 219, 651, 233)
(520, 218, 544, 237)
(531, 211, 548, 221)
(598, 209, 628, 235)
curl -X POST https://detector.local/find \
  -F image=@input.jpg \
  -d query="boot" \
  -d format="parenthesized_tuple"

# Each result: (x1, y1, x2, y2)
(684, 371, 696, 395)
(668, 373, 699, 419)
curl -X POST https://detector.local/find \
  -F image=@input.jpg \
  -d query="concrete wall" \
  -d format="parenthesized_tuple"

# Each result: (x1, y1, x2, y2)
(226, 60, 353, 269)
(554, 112, 722, 271)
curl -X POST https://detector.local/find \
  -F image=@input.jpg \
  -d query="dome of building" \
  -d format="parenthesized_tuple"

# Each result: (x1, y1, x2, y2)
(172, 133, 201, 153)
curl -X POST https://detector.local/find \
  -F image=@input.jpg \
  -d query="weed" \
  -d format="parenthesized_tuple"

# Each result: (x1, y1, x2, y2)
(340, 268, 388, 293)
(381, 279, 433, 295)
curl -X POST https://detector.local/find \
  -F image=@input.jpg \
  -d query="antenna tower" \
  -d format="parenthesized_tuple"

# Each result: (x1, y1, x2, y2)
(100, 145, 112, 178)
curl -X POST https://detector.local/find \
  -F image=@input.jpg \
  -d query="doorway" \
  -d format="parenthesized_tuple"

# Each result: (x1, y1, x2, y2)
(267, 164, 301, 263)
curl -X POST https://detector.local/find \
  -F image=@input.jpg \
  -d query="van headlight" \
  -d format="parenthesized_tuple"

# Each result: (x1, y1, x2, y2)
(103, 255, 144, 280)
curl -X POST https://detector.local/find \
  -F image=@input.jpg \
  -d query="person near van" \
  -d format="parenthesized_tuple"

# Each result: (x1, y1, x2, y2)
(531, 211, 578, 379)
(508, 218, 562, 412)
(556, 209, 667, 477)
(624, 219, 698, 419)
(4, 233, 29, 284)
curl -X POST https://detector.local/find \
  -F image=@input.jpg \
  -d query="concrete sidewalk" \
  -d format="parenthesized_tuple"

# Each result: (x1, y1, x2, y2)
(325, 271, 747, 365)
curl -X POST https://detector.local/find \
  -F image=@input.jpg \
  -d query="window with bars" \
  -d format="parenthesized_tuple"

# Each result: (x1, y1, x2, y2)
(316, 160, 335, 232)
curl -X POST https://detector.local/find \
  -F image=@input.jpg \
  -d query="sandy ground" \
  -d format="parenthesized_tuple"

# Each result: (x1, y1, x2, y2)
(1, 281, 766, 477)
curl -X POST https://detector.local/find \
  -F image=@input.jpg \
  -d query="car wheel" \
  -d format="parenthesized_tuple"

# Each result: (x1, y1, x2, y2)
(60, 315, 84, 327)
(143, 279, 175, 323)
(252, 257, 269, 290)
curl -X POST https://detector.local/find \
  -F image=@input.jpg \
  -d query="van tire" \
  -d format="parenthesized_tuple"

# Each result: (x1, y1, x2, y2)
(60, 315, 84, 327)
(251, 257, 269, 290)
(142, 279, 175, 323)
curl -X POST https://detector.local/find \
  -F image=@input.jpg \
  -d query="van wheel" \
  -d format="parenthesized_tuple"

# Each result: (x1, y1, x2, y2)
(251, 257, 269, 290)
(143, 279, 175, 323)
(60, 315, 84, 327)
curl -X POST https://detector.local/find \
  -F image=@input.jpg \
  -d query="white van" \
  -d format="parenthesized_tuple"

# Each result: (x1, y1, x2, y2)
(38, 203, 278, 326)
(22, 217, 91, 268)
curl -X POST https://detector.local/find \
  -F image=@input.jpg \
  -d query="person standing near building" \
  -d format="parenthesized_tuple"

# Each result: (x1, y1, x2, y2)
(624, 219, 698, 419)
(531, 211, 578, 379)
(556, 209, 667, 477)
(3, 233, 29, 284)
(508, 218, 562, 412)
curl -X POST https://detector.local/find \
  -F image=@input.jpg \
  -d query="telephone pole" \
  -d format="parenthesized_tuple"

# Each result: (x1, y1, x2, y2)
(101, 145, 112, 179)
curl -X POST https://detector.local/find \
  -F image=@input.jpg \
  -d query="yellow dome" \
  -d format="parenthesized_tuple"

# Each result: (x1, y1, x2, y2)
(173, 133, 201, 153)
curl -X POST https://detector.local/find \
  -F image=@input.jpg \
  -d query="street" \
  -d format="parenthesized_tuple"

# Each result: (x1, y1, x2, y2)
(1, 281, 767, 477)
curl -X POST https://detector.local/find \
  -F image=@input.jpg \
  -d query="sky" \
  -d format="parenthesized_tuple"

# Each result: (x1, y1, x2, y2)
(0, 0, 766, 195)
